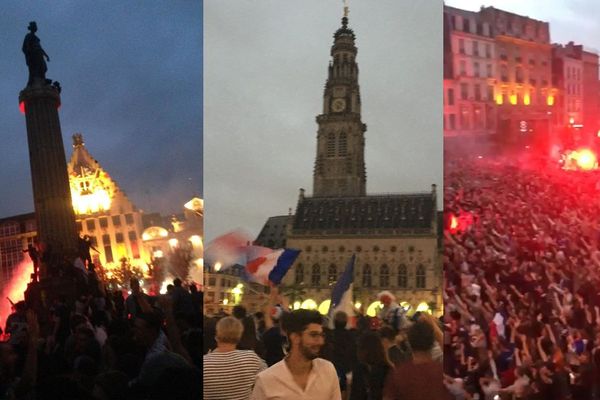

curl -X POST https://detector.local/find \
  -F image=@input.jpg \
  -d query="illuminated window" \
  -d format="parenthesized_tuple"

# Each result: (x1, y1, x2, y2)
(398, 264, 408, 288)
(447, 88, 454, 105)
(328, 264, 337, 284)
(86, 219, 95, 231)
(102, 234, 113, 263)
(416, 265, 426, 289)
(99, 218, 108, 229)
(128, 231, 139, 259)
(115, 233, 124, 243)
(112, 215, 121, 227)
(380, 264, 389, 287)
(362, 264, 372, 288)
(460, 83, 468, 100)
(125, 214, 134, 225)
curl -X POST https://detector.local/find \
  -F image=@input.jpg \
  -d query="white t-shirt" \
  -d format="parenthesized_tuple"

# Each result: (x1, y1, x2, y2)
(251, 358, 341, 400)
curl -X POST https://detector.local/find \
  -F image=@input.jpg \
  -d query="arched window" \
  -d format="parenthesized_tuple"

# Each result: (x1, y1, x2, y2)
(338, 132, 347, 156)
(362, 264, 372, 288)
(295, 264, 304, 284)
(328, 264, 337, 285)
(326, 132, 336, 157)
(311, 264, 321, 286)
(398, 264, 407, 288)
(380, 264, 389, 287)
(416, 264, 426, 289)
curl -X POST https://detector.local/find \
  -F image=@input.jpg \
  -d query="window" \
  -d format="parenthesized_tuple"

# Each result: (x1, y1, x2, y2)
(486, 64, 492, 78)
(128, 231, 139, 258)
(398, 264, 407, 288)
(125, 214, 134, 225)
(86, 219, 96, 231)
(208, 277, 216, 286)
(326, 132, 336, 157)
(447, 88, 454, 106)
(500, 65, 508, 82)
(516, 67, 523, 83)
(102, 234, 113, 263)
(474, 62, 480, 78)
(485, 44, 491, 58)
(458, 38, 465, 54)
(295, 264, 304, 284)
(460, 83, 468, 100)
(460, 106, 469, 130)
(474, 105, 484, 129)
(380, 264, 389, 287)
(311, 264, 321, 286)
(112, 215, 121, 227)
(472, 41, 479, 57)
(487, 86, 494, 102)
(115, 233, 124, 243)
(474, 84, 481, 101)
(416, 265, 426, 289)
(99, 217, 108, 229)
(338, 132, 347, 156)
(449, 114, 456, 130)
(76, 221, 83, 232)
(328, 264, 337, 284)
(362, 264, 372, 287)
(459, 60, 466, 76)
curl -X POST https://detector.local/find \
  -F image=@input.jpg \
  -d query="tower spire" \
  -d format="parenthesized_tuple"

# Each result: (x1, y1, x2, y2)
(343, 0, 349, 19)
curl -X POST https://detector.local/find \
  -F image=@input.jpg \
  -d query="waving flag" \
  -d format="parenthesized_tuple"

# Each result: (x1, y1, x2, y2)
(328, 255, 356, 327)
(204, 229, 253, 270)
(244, 248, 301, 285)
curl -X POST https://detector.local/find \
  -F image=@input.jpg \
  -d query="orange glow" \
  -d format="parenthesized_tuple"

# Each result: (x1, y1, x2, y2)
(450, 215, 458, 230)
(0, 260, 32, 338)
(19, 101, 25, 114)
(495, 94, 503, 105)
(509, 94, 517, 105)
(523, 94, 530, 105)
(569, 117, 575, 125)
(563, 148, 597, 171)
(547, 95, 554, 106)
(71, 187, 111, 215)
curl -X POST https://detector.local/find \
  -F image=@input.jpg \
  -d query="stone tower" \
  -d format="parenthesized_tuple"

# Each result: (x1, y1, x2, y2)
(312, 15, 367, 197)
(19, 85, 78, 263)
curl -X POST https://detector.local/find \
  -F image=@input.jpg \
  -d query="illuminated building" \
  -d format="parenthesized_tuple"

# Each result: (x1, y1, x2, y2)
(444, 5, 557, 144)
(253, 15, 442, 316)
(0, 213, 36, 284)
(444, 6, 497, 139)
(69, 134, 149, 270)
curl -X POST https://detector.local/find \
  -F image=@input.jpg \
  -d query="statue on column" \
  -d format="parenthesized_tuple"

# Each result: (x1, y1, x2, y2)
(22, 21, 51, 87)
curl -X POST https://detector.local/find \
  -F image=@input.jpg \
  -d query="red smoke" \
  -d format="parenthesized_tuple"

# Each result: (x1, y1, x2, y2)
(0, 260, 32, 338)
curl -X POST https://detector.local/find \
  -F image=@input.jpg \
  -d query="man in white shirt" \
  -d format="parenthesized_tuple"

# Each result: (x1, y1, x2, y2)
(251, 309, 341, 400)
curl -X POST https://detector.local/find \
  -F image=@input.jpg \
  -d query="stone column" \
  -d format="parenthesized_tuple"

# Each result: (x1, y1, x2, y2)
(19, 85, 78, 264)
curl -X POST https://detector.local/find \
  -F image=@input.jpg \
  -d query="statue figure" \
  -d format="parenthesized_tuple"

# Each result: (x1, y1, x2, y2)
(22, 21, 51, 87)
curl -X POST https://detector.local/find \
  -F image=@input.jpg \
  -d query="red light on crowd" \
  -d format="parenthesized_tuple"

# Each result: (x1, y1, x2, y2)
(19, 101, 25, 114)
(450, 215, 458, 230)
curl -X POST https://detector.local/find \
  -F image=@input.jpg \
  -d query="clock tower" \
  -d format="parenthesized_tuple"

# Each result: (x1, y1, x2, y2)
(313, 15, 366, 197)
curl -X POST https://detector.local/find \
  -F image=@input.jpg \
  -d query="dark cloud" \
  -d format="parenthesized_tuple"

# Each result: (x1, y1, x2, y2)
(204, 1, 443, 241)
(0, 1, 202, 217)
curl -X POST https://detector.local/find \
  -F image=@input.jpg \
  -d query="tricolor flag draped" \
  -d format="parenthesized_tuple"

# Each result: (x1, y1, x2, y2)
(328, 254, 356, 327)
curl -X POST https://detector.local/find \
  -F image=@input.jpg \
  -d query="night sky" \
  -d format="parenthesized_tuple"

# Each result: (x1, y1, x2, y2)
(204, 1, 443, 241)
(0, 1, 202, 218)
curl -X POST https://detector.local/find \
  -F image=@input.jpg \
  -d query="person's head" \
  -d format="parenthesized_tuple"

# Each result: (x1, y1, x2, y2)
(281, 309, 324, 360)
(133, 312, 162, 348)
(232, 305, 247, 320)
(173, 278, 182, 287)
(407, 320, 435, 353)
(379, 326, 397, 347)
(357, 331, 389, 367)
(215, 316, 243, 345)
(166, 284, 174, 294)
(333, 311, 348, 330)
(378, 291, 395, 307)
(130, 278, 140, 293)
(28, 21, 37, 33)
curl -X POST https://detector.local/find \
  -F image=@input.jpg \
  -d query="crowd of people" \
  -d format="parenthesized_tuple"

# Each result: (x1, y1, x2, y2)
(444, 154, 600, 399)
(203, 289, 447, 400)
(1, 274, 203, 400)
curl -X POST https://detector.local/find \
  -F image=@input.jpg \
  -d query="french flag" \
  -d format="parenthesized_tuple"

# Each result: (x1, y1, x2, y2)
(244, 247, 301, 285)
(204, 229, 253, 270)
(328, 255, 356, 327)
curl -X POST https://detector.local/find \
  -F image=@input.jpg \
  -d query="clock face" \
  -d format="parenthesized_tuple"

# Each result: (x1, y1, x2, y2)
(332, 98, 346, 112)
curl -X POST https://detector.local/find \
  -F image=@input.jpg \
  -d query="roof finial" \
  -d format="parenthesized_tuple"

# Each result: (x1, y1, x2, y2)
(343, 0, 349, 18)
(72, 133, 84, 147)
